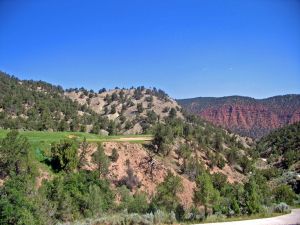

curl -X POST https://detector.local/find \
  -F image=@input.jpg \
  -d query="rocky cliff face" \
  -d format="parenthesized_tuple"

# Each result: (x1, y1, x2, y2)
(178, 95, 300, 138)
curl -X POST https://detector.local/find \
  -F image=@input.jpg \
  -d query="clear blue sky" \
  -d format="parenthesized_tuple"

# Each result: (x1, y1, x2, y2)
(0, 0, 299, 99)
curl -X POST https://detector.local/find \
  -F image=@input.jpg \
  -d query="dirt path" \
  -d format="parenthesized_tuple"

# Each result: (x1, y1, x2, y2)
(195, 209, 300, 225)
(104, 136, 153, 142)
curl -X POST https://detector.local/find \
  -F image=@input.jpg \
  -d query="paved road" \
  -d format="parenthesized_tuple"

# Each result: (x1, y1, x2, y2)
(195, 209, 300, 225)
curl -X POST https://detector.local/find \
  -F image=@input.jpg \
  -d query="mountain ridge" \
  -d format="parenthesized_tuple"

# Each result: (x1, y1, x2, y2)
(0, 71, 183, 135)
(177, 94, 300, 138)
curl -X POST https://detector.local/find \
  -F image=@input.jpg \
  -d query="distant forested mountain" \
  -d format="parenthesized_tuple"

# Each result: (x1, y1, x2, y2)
(177, 95, 300, 138)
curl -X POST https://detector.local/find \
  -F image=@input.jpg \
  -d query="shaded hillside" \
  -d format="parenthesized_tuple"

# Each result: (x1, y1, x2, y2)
(178, 95, 300, 138)
(255, 122, 300, 194)
(257, 121, 300, 170)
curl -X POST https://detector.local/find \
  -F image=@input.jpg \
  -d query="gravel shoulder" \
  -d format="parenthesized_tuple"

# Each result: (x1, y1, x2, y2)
(194, 209, 300, 225)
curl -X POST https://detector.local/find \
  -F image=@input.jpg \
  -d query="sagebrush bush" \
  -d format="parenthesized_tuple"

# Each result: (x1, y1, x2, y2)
(183, 207, 204, 221)
(273, 202, 290, 213)
(153, 210, 166, 224)
(143, 213, 154, 224)
(205, 213, 227, 223)
(60, 211, 180, 225)
(169, 211, 176, 223)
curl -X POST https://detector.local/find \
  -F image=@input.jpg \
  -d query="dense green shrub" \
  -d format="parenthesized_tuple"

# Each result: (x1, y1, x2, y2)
(128, 192, 148, 214)
(0, 132, 40, 225)
(152, 123, 174, 155)
(212, 173, 228, 192)
(273, 184, 296, 205)
(40, 171, 114, 222)
(0, 174, 42, 225)
(50, 139, 79, 173)
(137, 103, 144, 113)
(0, 130, 33, 177)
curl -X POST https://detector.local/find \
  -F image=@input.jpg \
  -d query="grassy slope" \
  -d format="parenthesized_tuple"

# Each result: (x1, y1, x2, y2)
(0, 129, 153, 179)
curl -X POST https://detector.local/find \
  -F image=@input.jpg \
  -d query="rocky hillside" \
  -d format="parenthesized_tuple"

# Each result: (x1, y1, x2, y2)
(0, 71, 182, 134)
(65, 87, 183, 134)
(178, 95, 300, 138)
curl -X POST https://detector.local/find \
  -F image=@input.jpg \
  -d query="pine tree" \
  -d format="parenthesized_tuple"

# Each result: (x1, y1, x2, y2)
(93, 143, 110, 177)
(153, 170, 183, 212)
(168, 108, 177, 119)
(194, 171, 220, 217)
(0, 130, 31, 177)
(244, 177, 261, 214)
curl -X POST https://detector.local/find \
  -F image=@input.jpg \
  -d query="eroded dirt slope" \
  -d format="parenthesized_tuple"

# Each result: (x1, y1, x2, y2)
(80, 142, 245, 208)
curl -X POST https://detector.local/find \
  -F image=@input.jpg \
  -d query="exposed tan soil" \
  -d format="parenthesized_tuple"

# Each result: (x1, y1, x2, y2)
(35, 168, 51, 189)
(80, 142, 244, 208)
(0, 178, 5, 187)
(65, 89, 183, 134)
(211, 164, 245, 184)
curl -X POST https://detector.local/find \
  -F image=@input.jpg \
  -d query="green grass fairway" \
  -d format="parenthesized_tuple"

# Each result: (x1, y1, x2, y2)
(0, 129, 153, 161)
(0, 129, 152, 143)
